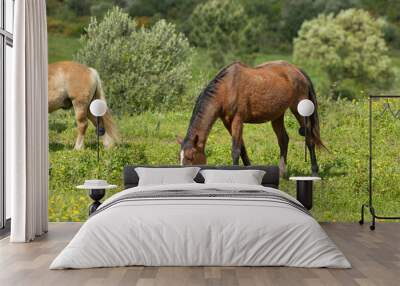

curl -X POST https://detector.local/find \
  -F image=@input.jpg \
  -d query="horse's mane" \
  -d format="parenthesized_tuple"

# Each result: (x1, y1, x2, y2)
(185, 63, 234, 140)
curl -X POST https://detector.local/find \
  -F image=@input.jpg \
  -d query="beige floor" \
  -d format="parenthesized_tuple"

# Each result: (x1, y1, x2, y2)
(0, 222, 399, 286)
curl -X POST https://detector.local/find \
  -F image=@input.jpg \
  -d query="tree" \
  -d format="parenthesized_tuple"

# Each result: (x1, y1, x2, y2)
(293, 9, 394, 97)
(65, 0, 91, 16)
(361, 0, 400, 22)
(281, 0, 361, 43)
(127, 0, 202, 20)
(76, 7, 192, 114)
(239, 0, 285, 52)
(187, 0, 246, 67)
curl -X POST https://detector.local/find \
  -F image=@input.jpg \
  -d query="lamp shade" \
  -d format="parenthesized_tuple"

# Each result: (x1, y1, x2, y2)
(297, 99, 315, 117)
(90, 99, 107, 117)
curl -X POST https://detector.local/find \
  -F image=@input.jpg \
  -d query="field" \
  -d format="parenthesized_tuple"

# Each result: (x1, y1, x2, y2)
(48, 34, 400, 222)
(48, 34, 82, 62)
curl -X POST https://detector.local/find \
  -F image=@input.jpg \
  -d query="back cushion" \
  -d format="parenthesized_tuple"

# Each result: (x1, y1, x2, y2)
(200, 169, 266, 185)
(124, 165, 280, 189)
(135, 167, 200, 186)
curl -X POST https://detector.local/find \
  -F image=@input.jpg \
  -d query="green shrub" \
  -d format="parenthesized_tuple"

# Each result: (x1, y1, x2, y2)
(293, 9, 394, 97)
(330, 79, 364, 100)
(382, 21, 400, 50)
(75, 7, 192, 114)
(187, 0, 246, 67)
(281, 0, 361, 44)
(239, 17, 270, 54)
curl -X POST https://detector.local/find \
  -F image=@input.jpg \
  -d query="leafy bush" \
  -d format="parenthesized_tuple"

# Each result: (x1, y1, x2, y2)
(75, 7, 192, 114)
(281, 0, 361, 44)
(293, 9, 394, 98)
(330, 79, 364, 100)
(187, 0, 246, 67)
(239, 0, 288, 53)
(382, 21, 400, 50)
(362, 0, 400, 23)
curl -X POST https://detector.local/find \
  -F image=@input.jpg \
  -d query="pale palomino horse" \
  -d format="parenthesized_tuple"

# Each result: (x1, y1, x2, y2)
(48, 61, 118, 150)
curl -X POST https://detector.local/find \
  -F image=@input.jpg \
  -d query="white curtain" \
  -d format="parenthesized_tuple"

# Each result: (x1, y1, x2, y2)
(7, 0, 48, 242)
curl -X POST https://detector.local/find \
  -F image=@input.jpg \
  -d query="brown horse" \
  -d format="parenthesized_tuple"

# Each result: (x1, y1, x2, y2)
(177, 61, 324, 176)
(48, 61, 118, 150)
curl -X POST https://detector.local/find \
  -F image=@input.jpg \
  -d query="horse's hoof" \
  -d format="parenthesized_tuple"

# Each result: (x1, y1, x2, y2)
(298, 127, 305, 136)
(97, 127, 106, 136)
(104, 143, 113, 150)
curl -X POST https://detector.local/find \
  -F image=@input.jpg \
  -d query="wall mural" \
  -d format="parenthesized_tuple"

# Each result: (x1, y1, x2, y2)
(360, 96, 400, 230)
(380, 102, 400, 119)
(47, 1, 400, 222)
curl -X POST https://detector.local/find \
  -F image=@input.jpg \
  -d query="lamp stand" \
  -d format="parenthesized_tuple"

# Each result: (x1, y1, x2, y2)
(96, 116, 100, 163)
(304, 116, 307, 162)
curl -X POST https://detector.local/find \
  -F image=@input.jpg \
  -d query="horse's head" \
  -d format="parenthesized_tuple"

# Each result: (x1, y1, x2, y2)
(176, 135, 207, 165)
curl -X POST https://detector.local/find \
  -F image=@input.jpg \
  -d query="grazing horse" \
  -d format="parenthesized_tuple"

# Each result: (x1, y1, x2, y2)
(48, 61, 118, 150)
(177, 61, 324, 176)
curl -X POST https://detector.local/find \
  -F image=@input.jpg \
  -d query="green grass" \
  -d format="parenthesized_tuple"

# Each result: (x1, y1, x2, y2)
(47, 32, 400, 223)
(48, 34, 81, 63)
(49, 97, 400, 223)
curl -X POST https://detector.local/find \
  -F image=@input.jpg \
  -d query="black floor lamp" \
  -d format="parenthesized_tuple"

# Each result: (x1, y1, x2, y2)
(89, 99, 107, 164)
(297, 99, 315, 162)
(84, 99, 108, 215)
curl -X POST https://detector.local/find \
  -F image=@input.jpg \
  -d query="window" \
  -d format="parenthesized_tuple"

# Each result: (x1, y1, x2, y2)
(0, 0, 13, 233)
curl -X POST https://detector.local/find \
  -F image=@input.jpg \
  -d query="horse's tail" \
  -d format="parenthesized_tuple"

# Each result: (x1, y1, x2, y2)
(90, 68, 120, 147)
(299, 69, 326, 149)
